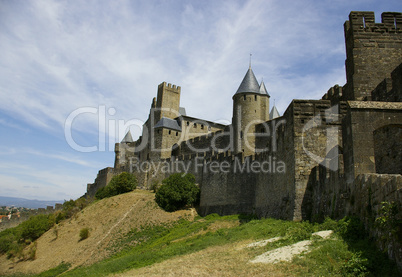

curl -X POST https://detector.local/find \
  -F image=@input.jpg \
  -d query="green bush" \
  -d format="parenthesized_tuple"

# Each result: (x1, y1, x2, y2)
(0, 230, 16, 254)
(155, 173, 200, 212)
(79, 228, 89, 241)
(19, 214, 55, 242)
(96, 172, 137, 199)
(336, 216, 366, 242)
(340, 251, 369, 276)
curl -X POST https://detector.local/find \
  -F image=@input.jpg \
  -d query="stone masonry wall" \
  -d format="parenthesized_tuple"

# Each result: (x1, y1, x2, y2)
(343, 12, 402, 101)
(372, 63, 402, 102)
(349, 174, 402, 270)
(342, 101, 402, 184)
(373, 125, 402, 174)
(86, 167, 116, 198)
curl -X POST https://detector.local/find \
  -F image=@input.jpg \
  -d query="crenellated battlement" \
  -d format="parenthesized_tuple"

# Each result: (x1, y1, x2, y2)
(345, 11, 402, 34)
(158, 81, 181, 93)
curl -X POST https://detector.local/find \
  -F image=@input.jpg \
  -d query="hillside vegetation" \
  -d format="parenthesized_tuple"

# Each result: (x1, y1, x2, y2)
(0, 190, 400, 276)
(0, 190, 194, 276)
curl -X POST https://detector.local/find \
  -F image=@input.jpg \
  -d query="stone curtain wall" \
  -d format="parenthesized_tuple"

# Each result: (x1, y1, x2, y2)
(371, 63, 402, 102)
(373, 125, 402, 174)
(86, 167, 116, 198)
(349, 174, 402, 269)
(342, 101, 402, 184)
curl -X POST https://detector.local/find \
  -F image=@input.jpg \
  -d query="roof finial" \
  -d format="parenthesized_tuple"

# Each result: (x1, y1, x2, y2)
(249, 53, 252, 69)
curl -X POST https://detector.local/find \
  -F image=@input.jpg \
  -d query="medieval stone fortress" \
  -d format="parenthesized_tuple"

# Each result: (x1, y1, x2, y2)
(87, 10, 401, 264)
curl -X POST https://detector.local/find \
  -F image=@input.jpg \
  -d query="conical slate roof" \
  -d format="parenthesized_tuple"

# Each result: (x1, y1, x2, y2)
(259, 81, 270, 97)
(269, 105, 280, 119)
(235, 67, 260, 95)
(121, 130, 134, 143)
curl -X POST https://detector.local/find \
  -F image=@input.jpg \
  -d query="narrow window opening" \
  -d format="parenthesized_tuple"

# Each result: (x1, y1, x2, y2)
(201, 124, 204, 129)
(186, 121, 189, 126)
(176, 132, 178, 136)
(255, 110, 257, 113)
(147, 153, 150, 160)
(240, 131, 243, 139)
(255, 95, 257, 101)
(168, 130, 171, 135)
(194, 123, 197, 128)
(243, 95, 246, 101)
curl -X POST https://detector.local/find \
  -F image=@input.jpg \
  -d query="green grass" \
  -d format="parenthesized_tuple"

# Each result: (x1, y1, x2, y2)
(22, 214, 400, 277)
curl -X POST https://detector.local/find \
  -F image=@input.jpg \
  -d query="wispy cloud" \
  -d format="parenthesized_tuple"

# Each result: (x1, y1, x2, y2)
(0, 161, 88, 200)
(0, 146, 101, 168)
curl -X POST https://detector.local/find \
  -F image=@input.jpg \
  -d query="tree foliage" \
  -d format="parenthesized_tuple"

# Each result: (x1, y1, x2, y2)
(155, 173, 200, 212)
(95, 172, 137, 199)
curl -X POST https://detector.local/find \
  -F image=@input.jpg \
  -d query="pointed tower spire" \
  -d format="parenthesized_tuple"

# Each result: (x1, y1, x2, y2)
(270, 105, 280, 119)
(234, 67, 260, 95)
(259, 80, 270, 97)
(121, 130, 134, 143)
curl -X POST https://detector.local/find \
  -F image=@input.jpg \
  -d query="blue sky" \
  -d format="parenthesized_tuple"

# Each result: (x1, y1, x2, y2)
(0, 0, 400, 201)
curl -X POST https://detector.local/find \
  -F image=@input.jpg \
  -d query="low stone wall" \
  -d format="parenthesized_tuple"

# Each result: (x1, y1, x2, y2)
(348, 173, 402, 270)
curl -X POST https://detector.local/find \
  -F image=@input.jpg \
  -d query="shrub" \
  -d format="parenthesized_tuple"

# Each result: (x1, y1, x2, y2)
(0, 230, 16, 254)
(79, 228, 89, 241)
(96, 172, 137, 199)
(340, 251, 369, 276)
(336, 216, 366, 242)
(155, 173, 200, 212)
(285, 225, 311, 242)
(19, 214, 55, 242)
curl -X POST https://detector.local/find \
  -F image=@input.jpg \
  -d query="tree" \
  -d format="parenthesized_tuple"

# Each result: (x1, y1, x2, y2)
(95, 172, 137, 199)
(155, 173, 200, 212)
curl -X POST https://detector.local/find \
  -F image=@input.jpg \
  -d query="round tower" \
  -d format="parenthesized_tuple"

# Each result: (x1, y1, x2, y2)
(232, 67, 270, 156)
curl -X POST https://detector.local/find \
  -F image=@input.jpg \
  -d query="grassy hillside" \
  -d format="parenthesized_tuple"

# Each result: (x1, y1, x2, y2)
(0, 191, 400, 276)
(0, 190, 194, 276)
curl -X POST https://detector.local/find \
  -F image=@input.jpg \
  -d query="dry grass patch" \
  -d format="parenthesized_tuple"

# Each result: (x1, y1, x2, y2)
(112, 242, 293, 277)
(0, 190, 195, 276)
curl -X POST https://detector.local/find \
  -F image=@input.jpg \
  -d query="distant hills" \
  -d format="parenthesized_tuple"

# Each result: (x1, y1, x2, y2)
(0, 196, 64, 209)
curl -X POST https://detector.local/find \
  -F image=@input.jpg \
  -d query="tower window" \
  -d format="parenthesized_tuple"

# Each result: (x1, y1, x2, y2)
(255, 95, 257, 101)
(194, 123, 197, 128)
(176, 132, 178, 136)
(243, 95, 246, 101)
(169, 130, 171, 135)
(240, 131, 243, 139)
(201, 124, 204, 130)
(186, 121, 189, 126)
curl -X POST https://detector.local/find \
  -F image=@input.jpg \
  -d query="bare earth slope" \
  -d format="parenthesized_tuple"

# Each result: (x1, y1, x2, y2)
(0, 190, 194, 275)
